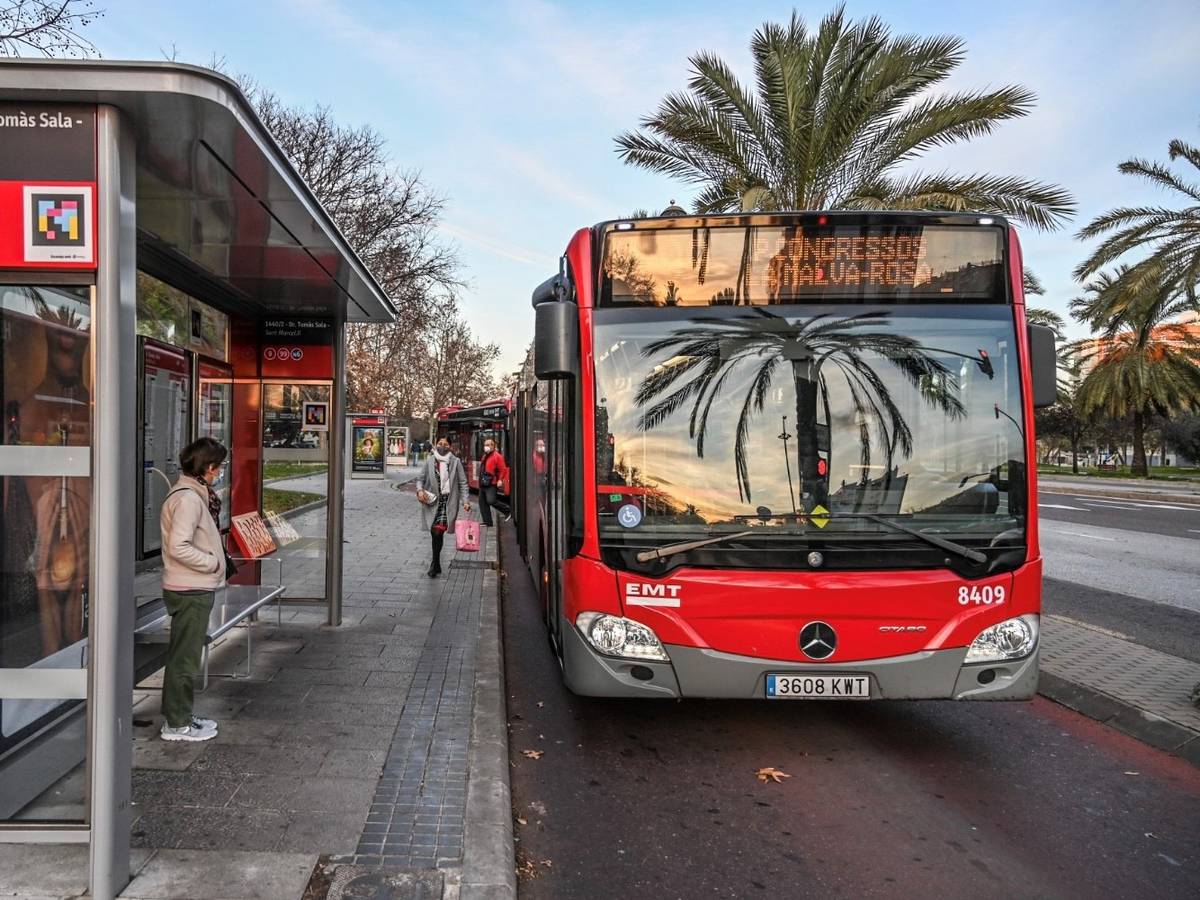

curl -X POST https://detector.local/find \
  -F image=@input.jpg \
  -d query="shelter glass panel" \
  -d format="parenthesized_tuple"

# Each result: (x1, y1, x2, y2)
(262, 383, 330, 600)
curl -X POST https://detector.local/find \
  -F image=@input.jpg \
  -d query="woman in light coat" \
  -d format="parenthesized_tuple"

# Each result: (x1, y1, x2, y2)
(418, 437, 470, 577)
(159, 437, 228, 742)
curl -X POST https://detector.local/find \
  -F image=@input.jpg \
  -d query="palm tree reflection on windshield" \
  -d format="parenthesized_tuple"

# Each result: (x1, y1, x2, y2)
(634, 310, 966, 511)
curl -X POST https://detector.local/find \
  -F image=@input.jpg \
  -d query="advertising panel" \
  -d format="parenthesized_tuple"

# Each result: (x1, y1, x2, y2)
(351, 418, 385, 474)
(0, 104, 97, 270)
(386, 426, 410, 469)
(0, 284, 92, 745)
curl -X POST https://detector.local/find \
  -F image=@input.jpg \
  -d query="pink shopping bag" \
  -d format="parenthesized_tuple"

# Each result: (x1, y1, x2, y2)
(455, 517, 481, 552)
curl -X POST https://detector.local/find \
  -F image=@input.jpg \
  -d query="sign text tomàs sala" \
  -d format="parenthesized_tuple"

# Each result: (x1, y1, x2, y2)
(0, 103, 97, 269)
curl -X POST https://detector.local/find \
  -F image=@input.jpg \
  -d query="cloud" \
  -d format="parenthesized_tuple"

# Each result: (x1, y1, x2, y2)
(440, 220, 555, 268)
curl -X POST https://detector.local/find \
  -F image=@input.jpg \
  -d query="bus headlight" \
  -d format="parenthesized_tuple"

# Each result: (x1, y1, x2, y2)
(576, 612, 669, 662)
(964, 614, 1038, 663)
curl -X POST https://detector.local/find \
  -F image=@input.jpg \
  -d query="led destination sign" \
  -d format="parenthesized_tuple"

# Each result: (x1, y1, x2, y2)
(602, 224, 1005, 305)
(768, 233, 950, 291)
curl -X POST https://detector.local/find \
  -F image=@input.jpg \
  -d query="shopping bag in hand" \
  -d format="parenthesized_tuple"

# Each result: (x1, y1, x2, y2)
(455, 517, 480, 552)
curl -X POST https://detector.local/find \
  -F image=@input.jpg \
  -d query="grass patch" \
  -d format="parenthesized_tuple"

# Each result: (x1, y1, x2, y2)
(262, 461, 329, 481)
(1037, 464, 1200, 482)
(263, 487, 324, 514)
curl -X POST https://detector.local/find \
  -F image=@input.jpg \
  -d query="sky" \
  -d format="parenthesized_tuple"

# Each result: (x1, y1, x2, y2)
(87, 0, 1200, 378)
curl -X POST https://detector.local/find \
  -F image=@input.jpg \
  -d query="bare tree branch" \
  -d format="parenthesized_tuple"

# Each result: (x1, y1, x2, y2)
(245, 87, 498, 417)
(0, 1, 102, 58)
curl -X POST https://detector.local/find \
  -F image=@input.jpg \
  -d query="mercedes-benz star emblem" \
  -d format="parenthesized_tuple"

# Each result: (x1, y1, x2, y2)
(799, 621, 837, 660)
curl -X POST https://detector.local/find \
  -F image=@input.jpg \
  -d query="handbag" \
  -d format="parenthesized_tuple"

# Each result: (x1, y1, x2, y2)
(224, 550, 239, 580)
(455, 515, 480, 552)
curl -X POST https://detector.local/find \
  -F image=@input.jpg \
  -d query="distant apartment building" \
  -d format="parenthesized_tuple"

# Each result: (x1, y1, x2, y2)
(1077, 310, 1200, 376)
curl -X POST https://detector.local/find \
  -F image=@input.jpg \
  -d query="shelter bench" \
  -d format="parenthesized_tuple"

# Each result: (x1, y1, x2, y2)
(134, 558, 285, 691)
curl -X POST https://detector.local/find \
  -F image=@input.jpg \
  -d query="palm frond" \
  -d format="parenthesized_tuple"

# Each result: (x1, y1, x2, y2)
(854, 170, 1076, 231)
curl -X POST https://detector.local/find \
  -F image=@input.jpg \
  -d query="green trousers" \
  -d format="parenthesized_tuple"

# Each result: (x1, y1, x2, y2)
(161, 589, 215, 728)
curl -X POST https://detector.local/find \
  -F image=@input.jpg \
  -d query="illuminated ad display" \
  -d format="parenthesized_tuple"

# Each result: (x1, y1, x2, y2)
(0, 104, 97, 269)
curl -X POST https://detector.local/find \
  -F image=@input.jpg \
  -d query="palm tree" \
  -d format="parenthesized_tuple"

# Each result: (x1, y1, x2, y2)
(1021, 269, 1066, 342)
(634, 309, 966, 508)
(1075, 300, 1200, 476)
(614, 7, 1074, 230)
(1075, 137, 1200, 326)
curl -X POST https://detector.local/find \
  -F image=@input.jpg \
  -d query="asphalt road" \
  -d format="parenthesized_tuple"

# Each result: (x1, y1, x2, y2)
(1037, 490, 1200, 659)
(500, 525, 1200, 900)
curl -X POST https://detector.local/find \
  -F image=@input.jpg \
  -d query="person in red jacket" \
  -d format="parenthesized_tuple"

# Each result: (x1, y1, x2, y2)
(479, 437, 511, 526)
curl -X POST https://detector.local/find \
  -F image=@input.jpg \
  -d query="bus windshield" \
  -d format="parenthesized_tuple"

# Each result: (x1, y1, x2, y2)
(592, 304, 1026, 559)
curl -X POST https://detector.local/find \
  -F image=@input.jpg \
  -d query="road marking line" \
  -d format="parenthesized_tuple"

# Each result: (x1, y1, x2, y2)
(1078, 496, 1198, 509)
(1076, 499, 1143, 510)
(1042, 527, 1115, 541)
(1061, 495, 1200, 511)
(1038, 503, 1086, 510)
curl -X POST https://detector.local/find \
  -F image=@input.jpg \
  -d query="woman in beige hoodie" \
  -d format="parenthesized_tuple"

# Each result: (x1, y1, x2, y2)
(159, 437, 228, 742)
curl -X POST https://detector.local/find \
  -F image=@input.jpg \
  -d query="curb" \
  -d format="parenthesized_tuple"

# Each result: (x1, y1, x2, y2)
(460, 528, 517, 900)
(262, 469, 329, 487)
(1039, 482, 1200, 506)
(281, 497, 329, 520)
(1038, 671, 1200, 767)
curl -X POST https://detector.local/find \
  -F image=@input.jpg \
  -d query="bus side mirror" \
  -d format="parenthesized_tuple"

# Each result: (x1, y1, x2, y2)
(1027, 324, 1057, 408)
(535, 300, 579, 380)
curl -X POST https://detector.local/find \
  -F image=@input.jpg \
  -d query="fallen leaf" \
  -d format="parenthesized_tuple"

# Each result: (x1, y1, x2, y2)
(522, 749, 544, 760)
(515, 855, 539, 879)
(516, 816, 528, 826)
(1145, 832, 1158, 839)
(756, 767, 792, 783)
(537, 701, 545, 708)
(1124, 771, 1140, 776)
(541, 859, 553, 868)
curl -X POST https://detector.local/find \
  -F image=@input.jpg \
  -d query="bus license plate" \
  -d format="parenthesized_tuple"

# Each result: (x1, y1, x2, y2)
(765, 674, 870, 699)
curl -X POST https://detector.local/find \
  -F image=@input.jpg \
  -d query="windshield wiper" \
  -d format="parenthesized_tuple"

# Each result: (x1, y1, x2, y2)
(633, 515, 987, 566)
(826, 514, 986, 564)
(635, 531, 756, 563)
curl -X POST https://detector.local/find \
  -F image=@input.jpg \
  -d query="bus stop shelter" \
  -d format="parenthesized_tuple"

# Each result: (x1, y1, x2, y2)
(0, 60, 394, 897)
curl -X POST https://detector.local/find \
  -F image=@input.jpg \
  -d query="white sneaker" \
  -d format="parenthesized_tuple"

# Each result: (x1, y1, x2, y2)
(191, 715, 217, 732)
(161, 721, 217, 742)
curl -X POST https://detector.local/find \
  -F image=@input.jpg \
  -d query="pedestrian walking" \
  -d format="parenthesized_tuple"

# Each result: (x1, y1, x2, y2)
(159, 437, 230, 742)
(417, 437, 469, 577)
(478, 437, 511, 526)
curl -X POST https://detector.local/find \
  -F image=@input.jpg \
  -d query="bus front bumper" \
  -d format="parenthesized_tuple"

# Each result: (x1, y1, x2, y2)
(562, 618, 1038, 700)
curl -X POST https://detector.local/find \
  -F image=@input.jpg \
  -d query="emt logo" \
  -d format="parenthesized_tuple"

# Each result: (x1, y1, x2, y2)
(624, 582, 682, 608)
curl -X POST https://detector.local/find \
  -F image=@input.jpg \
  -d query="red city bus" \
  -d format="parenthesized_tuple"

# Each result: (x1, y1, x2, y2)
(512, 211, 1058, 700)
(436, 398, 513, 492)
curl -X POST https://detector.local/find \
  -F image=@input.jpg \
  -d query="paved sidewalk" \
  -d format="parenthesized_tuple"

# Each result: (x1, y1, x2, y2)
(1040, 615, 1200, 766)
(0, 475, 514, 900)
